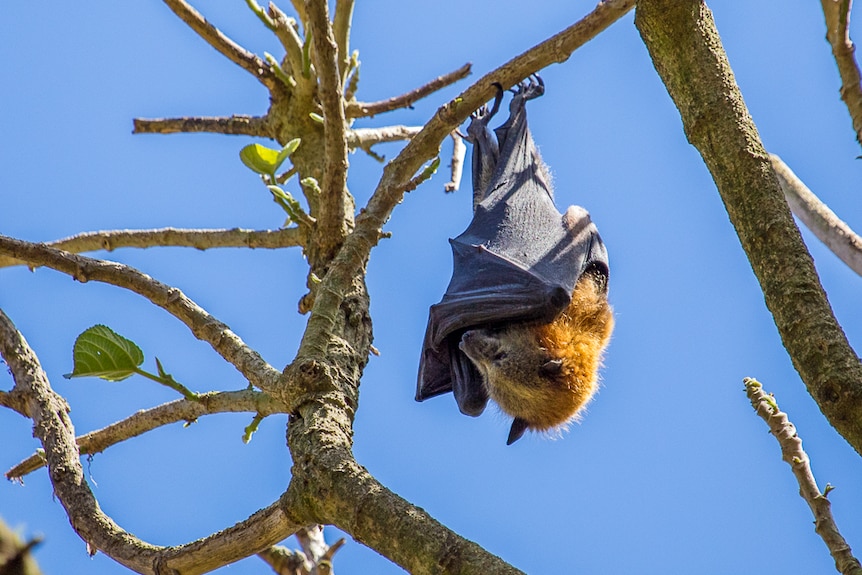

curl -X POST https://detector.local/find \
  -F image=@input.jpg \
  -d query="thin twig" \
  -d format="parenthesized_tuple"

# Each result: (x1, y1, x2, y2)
(0, 228, 306, 269)
(744, 378, 862, 575)
(333, 0, 355, 82)
(445, 131, 466, 192)
(346, 63, 472, 118)
(161, 0, 277, 89)
(133, 115, 273, 137)
(347, 125, 422, 149)
(6, 389, 288, 480)
(0, 235, 282, 394)
(770, 155, 862, 276)
(265, 3, 309, 91)
(821, 0, 862, 148)
(298, 0, 636, 357)
(306, 0, 351, 259)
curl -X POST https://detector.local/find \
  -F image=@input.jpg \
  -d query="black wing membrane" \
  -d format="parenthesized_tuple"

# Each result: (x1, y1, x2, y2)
(417, 79, 608, 417)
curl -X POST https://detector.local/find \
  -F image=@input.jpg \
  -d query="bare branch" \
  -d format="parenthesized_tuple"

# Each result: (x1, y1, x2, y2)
(0, 310, 301, 573)
(6, 389, 288, 480)
(346, 63, 472, 118)
(0, 235, 282, 394)
(299, 0, 636, 357)
(820, 0, 862, 148)
(265, 3, 309, 91)
(445, 131, 467, 192)
(333, 0, 355, 82)
(133, 114, 273, 137)
(745, 378, 862, 575)
(771, 155, 862, 277)
(0, 228, 306, 269)
(258, 544, 308, 574)
(346, 125, 422, 150)
(636, 0, 862, 455)
(161, 0, 277, 89)
(306, 0, 351, 260)
(0, 388, 31, 418)
(283, 435, 526, 575)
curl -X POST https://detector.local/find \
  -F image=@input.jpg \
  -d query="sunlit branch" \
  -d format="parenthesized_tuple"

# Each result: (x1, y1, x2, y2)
(445, 131, 466, 192)
(745, 378, 862, 575)
(0, 227, 306, 269)
(820, 0, 862, 148)
(264, 3, 309, 90)
(635, 0, 862, 456)
(347, 125, 422, 149)
(6, 389, 288, 480)
(345, 63, 472, 118)
(0, 235, 282, 394)
(161, 0, 277, 88)
(306, 0, 351, 258)
(333, 0, 355, 81)
(771, 155, 862, 277)
(133, 115, 273, 137)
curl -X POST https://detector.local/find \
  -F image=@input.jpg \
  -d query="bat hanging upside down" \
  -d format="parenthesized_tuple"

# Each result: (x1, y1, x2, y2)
(416, 77, 614, 445)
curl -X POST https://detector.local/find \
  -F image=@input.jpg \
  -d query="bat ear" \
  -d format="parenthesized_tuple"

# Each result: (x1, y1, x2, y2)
(540, 359, 564, 377)
(507, 417, 529, 445)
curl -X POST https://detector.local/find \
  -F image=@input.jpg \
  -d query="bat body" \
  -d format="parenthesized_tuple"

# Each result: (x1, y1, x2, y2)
(417, 78, 613, 444)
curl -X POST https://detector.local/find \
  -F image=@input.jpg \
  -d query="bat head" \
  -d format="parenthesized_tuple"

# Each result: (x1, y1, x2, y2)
(459, 271, 613, 444)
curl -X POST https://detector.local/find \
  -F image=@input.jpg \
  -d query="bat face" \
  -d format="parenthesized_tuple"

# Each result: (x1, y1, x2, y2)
(460, 271, 613, 444)
(417, 77, 613, 444)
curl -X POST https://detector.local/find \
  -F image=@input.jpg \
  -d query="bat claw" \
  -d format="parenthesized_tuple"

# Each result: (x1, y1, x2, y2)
(513, 74, 545, 101)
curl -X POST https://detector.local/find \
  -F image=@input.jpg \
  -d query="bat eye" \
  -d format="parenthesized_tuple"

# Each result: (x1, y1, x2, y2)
(493, 351, 508, 362)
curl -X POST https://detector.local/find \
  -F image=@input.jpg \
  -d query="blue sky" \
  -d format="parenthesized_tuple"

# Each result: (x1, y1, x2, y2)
(2, 1, 862, 574)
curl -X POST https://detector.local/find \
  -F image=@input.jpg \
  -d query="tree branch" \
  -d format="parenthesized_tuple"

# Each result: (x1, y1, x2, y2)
(299, 0, 636, 358)
(635, 0, 862, 454)
(770, 154, 862, 277)
(0, 227, 306, 269)
(333, 0, 355, 82)
(445, 131, 467, 192)
(346, 125, 422, 149)
(745, 378, 862, 575)
(820, 0, 862, 148)
(160, 0, 277, 89)
(0, 309, 302, 574)
(345, 63, 472, 118)
(306, 0, 352, 262)
(132, 114, 273, 137)
(0, 236, 283, 395)
(6, 389, 287, 480)
(284, 408, 526, 575)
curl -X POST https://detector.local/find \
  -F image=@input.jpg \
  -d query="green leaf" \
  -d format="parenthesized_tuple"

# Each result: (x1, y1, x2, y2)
(276, 138, 301, 169)
(239, 143, 281, 175)
(64, 325, 144, 382)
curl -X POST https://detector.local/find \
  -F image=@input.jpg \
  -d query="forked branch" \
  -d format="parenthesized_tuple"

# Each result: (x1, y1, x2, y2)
(0, 309, 301, 575)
